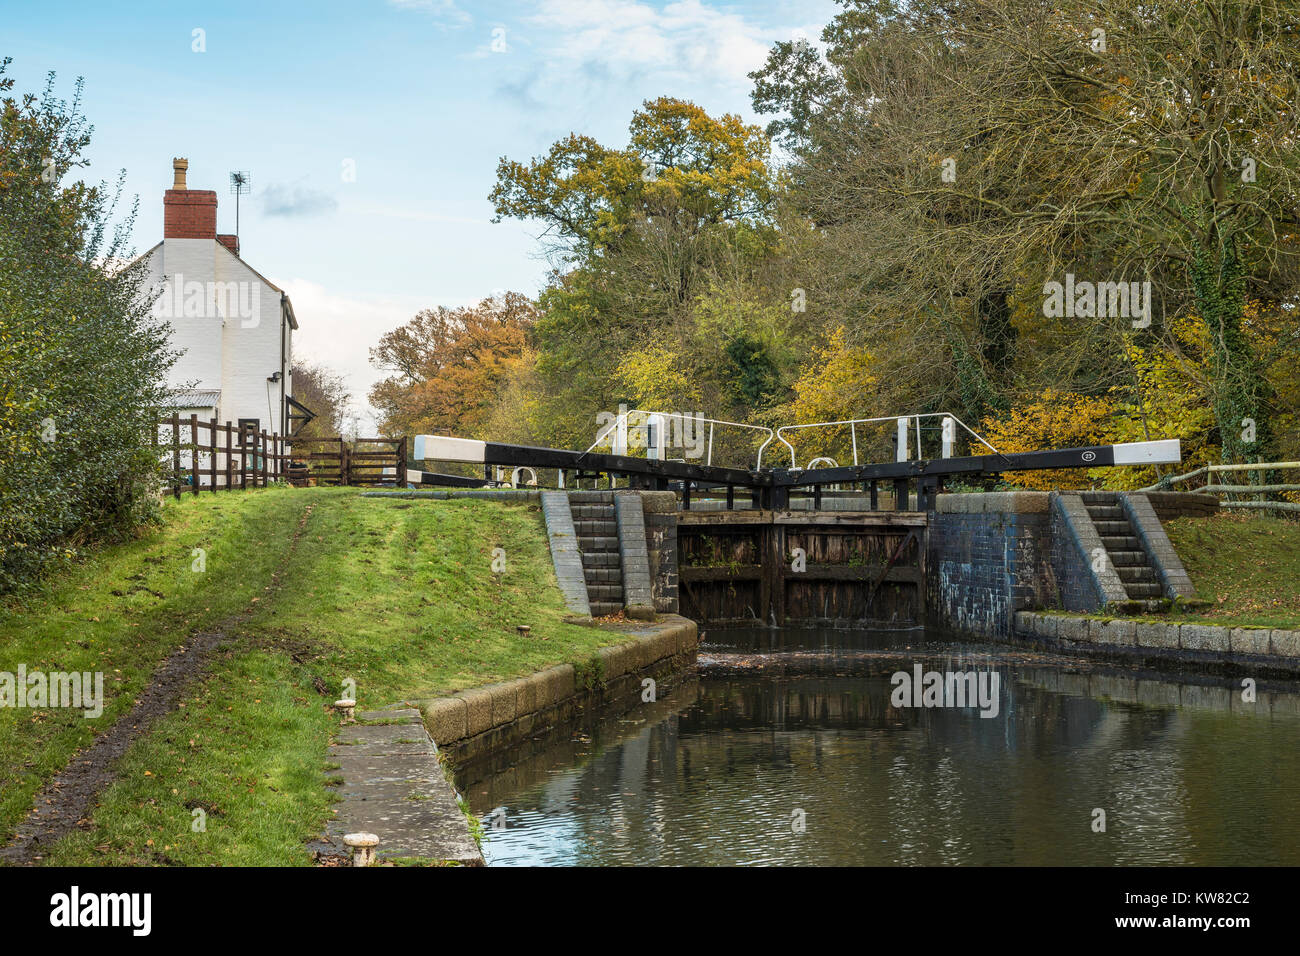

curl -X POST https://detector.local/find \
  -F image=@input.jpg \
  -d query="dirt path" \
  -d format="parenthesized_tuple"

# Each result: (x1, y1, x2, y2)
(0, 503, 314, 865)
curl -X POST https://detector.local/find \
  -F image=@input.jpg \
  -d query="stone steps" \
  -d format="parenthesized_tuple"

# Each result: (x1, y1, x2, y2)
(1085, 493, 1165, 604)
(573, 519, 618, 537)
(576, 499, 624, 616)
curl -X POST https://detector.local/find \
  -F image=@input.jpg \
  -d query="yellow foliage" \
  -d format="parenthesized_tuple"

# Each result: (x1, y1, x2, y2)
(981, 390, 1117, 490)
(790, 327, 876, 424)
(615, 346, 702, 411)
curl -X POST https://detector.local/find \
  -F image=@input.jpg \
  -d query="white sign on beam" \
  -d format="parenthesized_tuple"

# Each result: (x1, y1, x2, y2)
(1111, 439, 1181, 466)
(412, 435, 486, 463)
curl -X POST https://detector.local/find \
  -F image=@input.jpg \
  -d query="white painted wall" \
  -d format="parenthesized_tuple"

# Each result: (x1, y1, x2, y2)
(142, 239, 293, 434)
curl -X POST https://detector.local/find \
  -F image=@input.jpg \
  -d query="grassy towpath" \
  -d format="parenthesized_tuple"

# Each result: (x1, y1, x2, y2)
(0, 487, 620, 865)
(1161, 511, 1300, 629)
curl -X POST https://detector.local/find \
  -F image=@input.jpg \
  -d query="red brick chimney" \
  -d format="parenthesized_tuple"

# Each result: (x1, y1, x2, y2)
(163, 158, 218, 240)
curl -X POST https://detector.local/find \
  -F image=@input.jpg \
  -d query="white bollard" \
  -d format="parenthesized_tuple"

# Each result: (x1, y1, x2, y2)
(614, 405, 628, 457)
(647, 414, 666, 460)
(941, 416, 955, 459)
(896, 417, 910, 462)
(335, 698, 356, 724)
(343, 832, 380, 867)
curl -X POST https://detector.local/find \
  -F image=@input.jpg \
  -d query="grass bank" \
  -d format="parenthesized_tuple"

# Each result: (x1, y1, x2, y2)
(1, 487, 622, 865)
(1053, 511, 1300, 630)
(1161, 511, 1300, 629)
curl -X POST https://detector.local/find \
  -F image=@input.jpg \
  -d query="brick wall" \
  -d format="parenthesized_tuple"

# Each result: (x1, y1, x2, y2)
(642, 508, 679, 614)
(163, 189, 217, 239)
(1144, 491, 1219, 521)
(1048, 501, 1108, 611)
(927, 507, 1054, 637)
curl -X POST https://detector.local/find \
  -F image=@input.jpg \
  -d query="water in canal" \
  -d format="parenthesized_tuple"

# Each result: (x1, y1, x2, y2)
(459, 627, 1300, 866)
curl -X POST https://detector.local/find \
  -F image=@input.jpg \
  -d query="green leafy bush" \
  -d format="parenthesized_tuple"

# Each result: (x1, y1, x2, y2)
(0, 60, 175, 591)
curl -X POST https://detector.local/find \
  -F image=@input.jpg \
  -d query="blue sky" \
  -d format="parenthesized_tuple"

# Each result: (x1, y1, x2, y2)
(5, 0, 836, 428)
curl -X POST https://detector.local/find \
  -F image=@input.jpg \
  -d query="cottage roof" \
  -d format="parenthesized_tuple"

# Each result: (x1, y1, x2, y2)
(162, 388, 222, 409)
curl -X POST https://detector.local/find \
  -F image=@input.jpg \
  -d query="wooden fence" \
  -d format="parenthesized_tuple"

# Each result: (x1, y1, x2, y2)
(1141, 460, 1300, 513)
(156, 414, 407, 498)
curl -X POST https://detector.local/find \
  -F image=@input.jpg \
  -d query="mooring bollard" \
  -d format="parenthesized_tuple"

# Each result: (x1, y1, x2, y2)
(516, 625, 531, 638)
(343, 832, 379, 867)
(335, 698, 356, 724)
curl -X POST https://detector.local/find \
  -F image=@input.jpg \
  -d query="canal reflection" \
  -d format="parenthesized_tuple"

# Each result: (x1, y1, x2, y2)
(459, 628, 1300, 866)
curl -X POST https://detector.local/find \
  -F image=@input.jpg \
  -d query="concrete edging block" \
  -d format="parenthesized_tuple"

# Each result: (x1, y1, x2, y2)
(459, 687, 494, 736)
(1135, 622, 1178, 649)
(527, 670, 552, 710)
(1270, 630, 1300, 658)
(407, 617, 699, 753)
(546, 663, 576, 702)
(515, 675, 538, 715)
(1230, 627, 1271, 656)
(674, 622, 698, 655)
(1094, 619, 1136, 646)
(596, 642, 633, 679)
(489, 682, 517, 726)
(423, 696, 467, 746)
(1056, 616, 1087, 643)
(1180, 623, 1226, 653)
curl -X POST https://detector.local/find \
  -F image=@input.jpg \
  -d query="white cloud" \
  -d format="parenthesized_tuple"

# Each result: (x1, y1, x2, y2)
(525, 0, 776, 95)
(281, 279, 431, 433)
(262, 183, 339, 218)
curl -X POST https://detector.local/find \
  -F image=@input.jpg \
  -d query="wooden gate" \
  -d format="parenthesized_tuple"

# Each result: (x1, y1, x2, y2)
(676, 510, 928, 627)
(285, 436, 407, 487)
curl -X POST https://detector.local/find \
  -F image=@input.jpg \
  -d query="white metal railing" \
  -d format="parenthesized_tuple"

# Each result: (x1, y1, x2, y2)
(587, 408, 775, 470)
(1140, 460, 1300, 512)
(774, 413, 998, 470)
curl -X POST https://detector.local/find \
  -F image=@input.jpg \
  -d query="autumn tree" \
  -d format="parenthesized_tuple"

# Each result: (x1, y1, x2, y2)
(489, 98, 791, 448)
(368, 292, 535, 438)
(289, 360, 351, 439)
(752, 0, 1300, 465)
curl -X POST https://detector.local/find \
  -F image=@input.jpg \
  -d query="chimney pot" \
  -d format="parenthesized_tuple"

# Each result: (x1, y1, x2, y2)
(163, 158, 217, 240)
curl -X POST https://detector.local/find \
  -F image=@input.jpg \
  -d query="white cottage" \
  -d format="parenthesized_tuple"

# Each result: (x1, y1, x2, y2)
(139, 158, 299, 437)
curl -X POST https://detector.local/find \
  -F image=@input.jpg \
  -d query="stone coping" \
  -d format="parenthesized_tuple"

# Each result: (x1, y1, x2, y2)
(413, 615, 698, 750)
(362, 489, 541, 501)
(1015, 611, 1300, 673)
(325, 707, 483, 866)
(934, 492, 1051, 514)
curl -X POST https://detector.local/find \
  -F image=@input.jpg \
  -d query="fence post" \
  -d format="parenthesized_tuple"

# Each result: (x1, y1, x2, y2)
(341, 440, 351, 487)
(170, 412, 181, 500)
(224, 422, 233, 491)
(190, 414, 200, 496)
(208, 417, 217, 492)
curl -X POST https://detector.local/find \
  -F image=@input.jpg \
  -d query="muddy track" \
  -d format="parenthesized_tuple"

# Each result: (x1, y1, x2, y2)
(0, 503, 315, 865)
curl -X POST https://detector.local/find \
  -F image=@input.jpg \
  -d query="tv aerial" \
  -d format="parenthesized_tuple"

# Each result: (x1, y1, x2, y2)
(229, 170, 251, 240)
